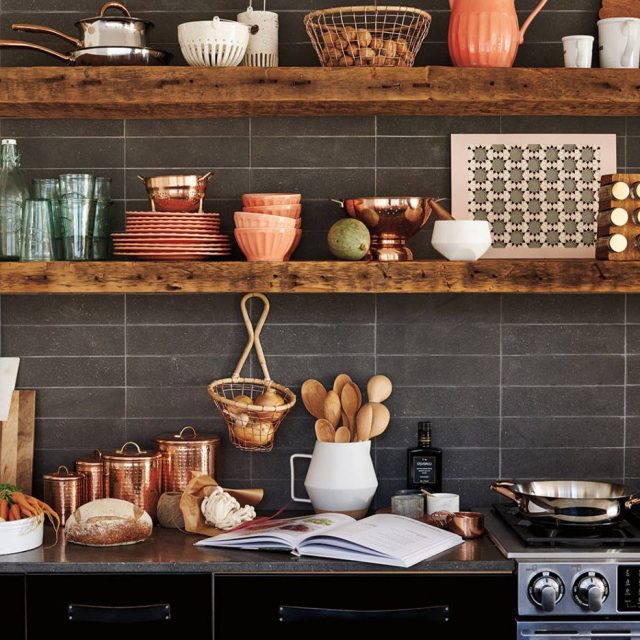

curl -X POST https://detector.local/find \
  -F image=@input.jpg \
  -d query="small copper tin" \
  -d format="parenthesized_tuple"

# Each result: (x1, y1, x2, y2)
(43, 465, 84, 525)
(102, 441, 162, 521)
(75, 449, 104, 502)
(449, 511, 485, 539)
(154, 426, 221, 493)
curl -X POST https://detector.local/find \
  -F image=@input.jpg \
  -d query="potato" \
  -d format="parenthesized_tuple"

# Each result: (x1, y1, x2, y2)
(356, 29, 372, 47)
(396, 37, 409, 54)
(358, 47, 375, 61)
(338, 55, 355, 66)
(370, 36, 385, 50)
(234, 421, 275, 446)
(323, 46, 344, 61)
(382, 39, 398, 57)
(341, 26, 358, 42)
(372, 54, 387, 66)
(321, 30, 349, 50)
(402, 51, 415, 64)
(397, 58, 409, 67)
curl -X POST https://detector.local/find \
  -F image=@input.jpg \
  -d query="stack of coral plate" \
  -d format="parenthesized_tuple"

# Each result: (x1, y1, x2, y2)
(113, 212, 231, 260)
(234, 194, 302, 261)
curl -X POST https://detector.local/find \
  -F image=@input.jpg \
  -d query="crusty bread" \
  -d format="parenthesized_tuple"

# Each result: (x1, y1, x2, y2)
(65, 498, 153, 546)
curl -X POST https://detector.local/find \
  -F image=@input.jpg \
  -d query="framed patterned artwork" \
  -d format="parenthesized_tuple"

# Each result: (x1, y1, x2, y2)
(451, 134, 617, 258)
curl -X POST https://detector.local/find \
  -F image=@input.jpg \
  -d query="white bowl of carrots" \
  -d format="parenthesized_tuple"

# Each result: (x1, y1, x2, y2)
(0, 484, 59, 555)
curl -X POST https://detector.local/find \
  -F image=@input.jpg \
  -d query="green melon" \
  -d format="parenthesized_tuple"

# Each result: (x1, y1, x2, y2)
(328, 219, 371, 261)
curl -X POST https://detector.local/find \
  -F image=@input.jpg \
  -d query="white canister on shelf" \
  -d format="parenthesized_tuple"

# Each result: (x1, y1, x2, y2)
(237, 4, 279, 67)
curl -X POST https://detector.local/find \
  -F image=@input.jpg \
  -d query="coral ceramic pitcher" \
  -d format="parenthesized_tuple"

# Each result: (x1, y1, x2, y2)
(448, 0, 548, 67)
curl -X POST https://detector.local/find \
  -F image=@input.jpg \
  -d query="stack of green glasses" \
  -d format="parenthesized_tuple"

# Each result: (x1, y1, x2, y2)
(32, 174, 112, 261)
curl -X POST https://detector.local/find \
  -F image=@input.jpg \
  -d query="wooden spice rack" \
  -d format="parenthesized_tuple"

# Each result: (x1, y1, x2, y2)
(0, 66, 639, 118)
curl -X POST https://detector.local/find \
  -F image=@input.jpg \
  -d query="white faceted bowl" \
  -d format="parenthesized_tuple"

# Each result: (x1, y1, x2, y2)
(431, 220, 492, 261)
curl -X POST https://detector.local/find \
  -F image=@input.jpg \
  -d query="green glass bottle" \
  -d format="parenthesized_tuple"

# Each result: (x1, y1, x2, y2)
(0, 139, 30, 260)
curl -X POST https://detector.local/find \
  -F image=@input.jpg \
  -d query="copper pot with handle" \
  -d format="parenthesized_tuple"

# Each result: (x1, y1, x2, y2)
(43, 465, 84, 526)
(103, 441, 162, 521)
(12, 2, 151, 49)
(491, 480, 640, 526)
(154, 426, 221, 493)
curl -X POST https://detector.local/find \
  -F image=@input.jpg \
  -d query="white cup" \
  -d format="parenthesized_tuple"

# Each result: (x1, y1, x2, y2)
(426, 492, 460, 515)
(562, 35, 594, 68)
(598, 18, 640, 68)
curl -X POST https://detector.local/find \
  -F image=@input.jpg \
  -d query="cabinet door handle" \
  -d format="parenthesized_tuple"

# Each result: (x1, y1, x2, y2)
(278, 605, 449, 623)
(67, 603, 171, 623)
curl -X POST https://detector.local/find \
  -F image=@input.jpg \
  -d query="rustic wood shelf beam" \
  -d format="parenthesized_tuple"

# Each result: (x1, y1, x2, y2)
(0, 67, 638, 118)
(0, 260, 637, 294)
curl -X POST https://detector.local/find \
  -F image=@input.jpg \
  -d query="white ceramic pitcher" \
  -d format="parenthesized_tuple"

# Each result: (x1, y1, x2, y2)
(290, 441, 378, 519)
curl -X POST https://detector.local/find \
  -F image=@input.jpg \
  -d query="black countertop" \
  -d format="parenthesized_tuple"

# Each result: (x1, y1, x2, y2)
(0, 525, 513, 575)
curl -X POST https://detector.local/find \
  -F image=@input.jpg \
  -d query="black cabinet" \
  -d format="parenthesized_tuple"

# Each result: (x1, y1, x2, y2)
(2, 575, 25, 639)
(215, 574, 516, 638)
(26, 574, 212, 640)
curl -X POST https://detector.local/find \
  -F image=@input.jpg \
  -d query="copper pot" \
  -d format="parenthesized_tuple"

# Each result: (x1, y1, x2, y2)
(137, 172, 215, 213)
(43, 465, 84, 525)
(75, 450, 104, 503)
(154, 426, 221, 493)
(334, 196, 433, 261)
(103, 441, 162, 521)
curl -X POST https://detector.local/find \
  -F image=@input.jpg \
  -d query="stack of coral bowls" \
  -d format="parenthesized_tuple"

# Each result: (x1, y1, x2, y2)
(234, 193, 302, 261)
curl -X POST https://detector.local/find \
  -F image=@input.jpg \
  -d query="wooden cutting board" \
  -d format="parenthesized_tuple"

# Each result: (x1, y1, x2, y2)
(0, 391, 36, 493)
(600, 0, 640, 19)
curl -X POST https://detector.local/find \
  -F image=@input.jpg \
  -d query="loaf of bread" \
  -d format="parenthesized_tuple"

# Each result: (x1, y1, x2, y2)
(65, 498, 153, 546)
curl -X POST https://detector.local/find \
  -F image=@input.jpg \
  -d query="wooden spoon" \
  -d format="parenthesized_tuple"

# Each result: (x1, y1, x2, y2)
(315, 418, 336, 443)
(341, 410, 351, 432)
(323, 390, 342, 428)
(367, 375, 393, 404)
(333, 373, 352, 397)
(301, 379, 327, 420)
(369, 402, 391, 439)
(334, 426, 351, 443)
(341, 382, 361, 441)
(356, 403, 374, 442)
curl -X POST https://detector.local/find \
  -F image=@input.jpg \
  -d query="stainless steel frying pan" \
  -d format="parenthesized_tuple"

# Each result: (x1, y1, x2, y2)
(0, 41, 169, 66)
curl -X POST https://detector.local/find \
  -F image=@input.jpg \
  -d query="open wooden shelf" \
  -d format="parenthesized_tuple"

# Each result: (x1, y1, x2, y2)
(1, 66, 639, 118)
(0, 260, 638, 294)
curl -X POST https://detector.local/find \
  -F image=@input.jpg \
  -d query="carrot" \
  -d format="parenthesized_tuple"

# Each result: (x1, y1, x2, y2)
(11, 493, 37, 517)
(0, 498, 8, 521)
(8, 504, 20, 521)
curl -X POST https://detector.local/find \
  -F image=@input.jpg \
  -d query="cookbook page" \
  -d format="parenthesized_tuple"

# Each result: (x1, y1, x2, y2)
(196, 513, 354, 549)
(299, 513, 463, 561)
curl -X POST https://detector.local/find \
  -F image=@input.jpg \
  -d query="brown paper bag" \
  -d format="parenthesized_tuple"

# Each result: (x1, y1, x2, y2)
(179, 473, 264, 537)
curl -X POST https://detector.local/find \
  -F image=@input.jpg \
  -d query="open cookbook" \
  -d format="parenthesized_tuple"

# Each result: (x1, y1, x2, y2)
(195, 513, 463, 568)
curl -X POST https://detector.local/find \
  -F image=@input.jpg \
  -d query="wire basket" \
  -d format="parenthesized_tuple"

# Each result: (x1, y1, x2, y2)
(208, 293, 296, 452)
(304, 5, 431, 67)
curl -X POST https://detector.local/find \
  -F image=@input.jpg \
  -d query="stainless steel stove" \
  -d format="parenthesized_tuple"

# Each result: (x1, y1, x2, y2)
(487, 505, 640, 639)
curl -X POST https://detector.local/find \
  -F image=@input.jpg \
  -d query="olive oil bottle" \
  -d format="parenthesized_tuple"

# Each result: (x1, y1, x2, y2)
(407, 421, 442, 492)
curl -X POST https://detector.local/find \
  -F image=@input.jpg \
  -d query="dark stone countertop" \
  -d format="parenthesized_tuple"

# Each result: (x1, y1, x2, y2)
(0, 525, 513, 575)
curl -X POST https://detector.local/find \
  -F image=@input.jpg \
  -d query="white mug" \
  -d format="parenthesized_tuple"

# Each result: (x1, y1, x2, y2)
(562, 35, 594, 68)
(426, 492, 460, 515)
(598, 18, 640, 68)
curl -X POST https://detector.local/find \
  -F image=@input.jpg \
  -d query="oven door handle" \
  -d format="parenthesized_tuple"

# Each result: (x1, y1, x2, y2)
(521, 634, 640, 638)
(279, 604, 449, 623)
(68, 603, 172, 624)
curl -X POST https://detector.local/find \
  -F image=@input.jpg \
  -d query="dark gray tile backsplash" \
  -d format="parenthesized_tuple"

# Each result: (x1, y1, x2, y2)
(0, 0, 636, 509)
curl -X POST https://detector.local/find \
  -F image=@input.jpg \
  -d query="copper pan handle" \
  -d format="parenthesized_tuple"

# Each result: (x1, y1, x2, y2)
(100, 1, 132, 17)
(490, 481, 523, 507)
(626, 494, 640, 509)
(11, 24, 82, 48)
(0, 40, 71, 62)
(197, 171, 214, 184)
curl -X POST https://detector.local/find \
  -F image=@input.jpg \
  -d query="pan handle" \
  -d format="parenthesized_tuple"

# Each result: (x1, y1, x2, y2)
(626, 494, 640, 509)
(0, 40, 70, 62)
(490, 481, 523, 507)
(11, 24, 82, 48)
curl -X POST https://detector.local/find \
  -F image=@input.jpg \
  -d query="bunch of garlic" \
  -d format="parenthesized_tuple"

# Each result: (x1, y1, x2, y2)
(201, 486, 256, 531)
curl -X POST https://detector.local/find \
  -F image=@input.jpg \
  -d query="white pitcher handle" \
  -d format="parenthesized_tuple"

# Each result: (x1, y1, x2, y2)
(622, 20, 638, 67)
(290, 453, 312, 503)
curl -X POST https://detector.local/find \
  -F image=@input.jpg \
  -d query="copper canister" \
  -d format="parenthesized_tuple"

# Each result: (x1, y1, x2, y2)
(154, 426, 221, 493)
(75, 450, 104, 502)
(103, 441, 162, 521)
(43, 465, 84, 525)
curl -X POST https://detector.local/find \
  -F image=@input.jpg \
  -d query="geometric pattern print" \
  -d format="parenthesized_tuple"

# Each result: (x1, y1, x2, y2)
(467, 144, 600, 248)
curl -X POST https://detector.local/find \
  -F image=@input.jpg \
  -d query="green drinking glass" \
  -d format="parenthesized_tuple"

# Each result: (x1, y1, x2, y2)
(32, 178, 63, 259)
(19, 199, 55, 262)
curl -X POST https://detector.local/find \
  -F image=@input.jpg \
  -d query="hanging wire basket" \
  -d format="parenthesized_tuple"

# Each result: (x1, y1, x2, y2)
(208, 293, 296, 452)
(304, 5, 431, 67)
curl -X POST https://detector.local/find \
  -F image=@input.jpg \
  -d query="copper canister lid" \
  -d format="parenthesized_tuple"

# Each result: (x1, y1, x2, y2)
(43, 465, 83, 482)
(75, 449, 103, 466)
(154, 426, 221, 446)
(103, 441, 162, 462)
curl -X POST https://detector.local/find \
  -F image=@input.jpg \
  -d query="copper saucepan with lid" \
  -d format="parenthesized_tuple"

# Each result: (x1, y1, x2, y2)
(492, 480, 640, 526)
(12, 2, 151, 49)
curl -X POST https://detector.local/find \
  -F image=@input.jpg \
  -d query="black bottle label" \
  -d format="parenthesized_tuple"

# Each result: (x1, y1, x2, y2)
(412, 455, 437, 485)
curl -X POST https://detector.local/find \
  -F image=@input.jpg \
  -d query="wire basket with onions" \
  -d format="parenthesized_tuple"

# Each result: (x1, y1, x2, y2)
(208, 293, 296, 452)
(304, 5, 431, 67)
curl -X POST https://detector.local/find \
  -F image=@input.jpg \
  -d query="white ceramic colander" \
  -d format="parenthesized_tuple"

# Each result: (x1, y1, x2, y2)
(178, 17, 250, 67)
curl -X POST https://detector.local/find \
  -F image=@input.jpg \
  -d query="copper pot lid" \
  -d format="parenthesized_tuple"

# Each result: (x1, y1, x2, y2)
(103, 441, 162, 461)
(75, 449, 103, 465)
(76, 2, 151, 27)
(43, 464, 83, 481)
(154, 426, 221, 446)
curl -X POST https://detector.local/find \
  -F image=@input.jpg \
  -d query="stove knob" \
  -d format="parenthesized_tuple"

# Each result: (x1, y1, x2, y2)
(573, 572, 609, 612)
(529, 572, 565, 612)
